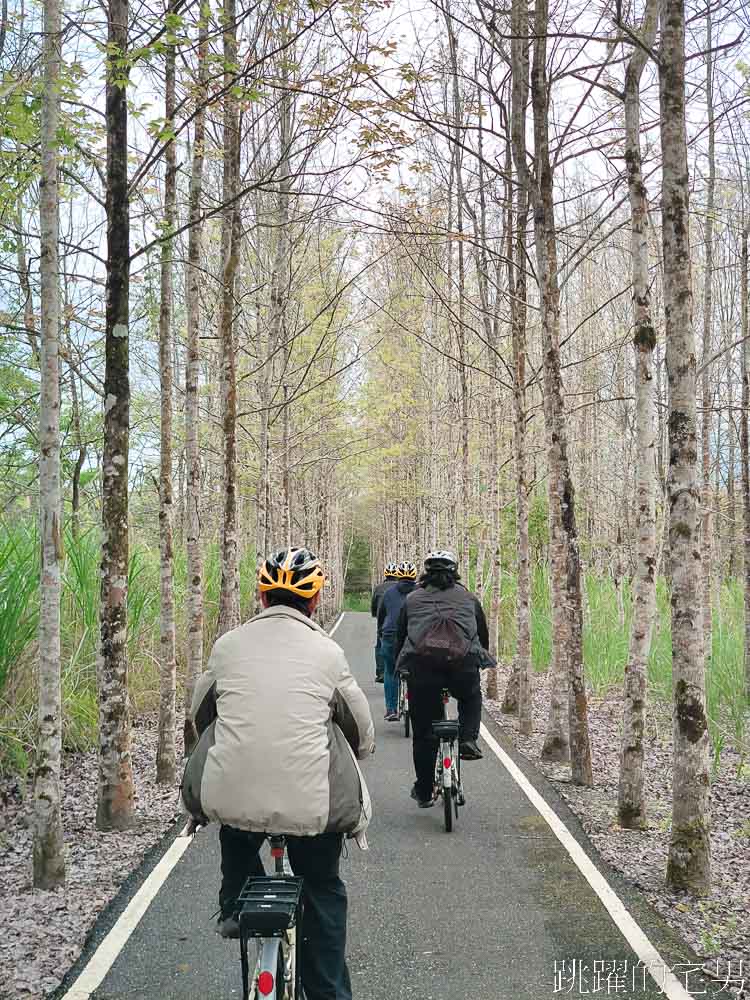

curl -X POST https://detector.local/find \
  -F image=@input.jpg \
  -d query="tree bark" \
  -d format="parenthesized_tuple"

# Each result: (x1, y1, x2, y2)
(34, 0, 66, 887)
(217, 0, 241, 637)
(183, 4, 208, 755)
(156, 0, 177, 785)
(661, 0, 711, 894)
(531, 0, 592, 785)
(618, 0, 659, 831)
(98, 0, 136, 830)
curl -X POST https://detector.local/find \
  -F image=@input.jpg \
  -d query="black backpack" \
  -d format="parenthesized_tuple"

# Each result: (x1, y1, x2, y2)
(411, 602, 473, 668)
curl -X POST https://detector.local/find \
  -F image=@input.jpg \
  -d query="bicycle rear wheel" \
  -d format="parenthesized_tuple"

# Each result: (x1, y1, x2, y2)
(443, 787, 453, 832)
(403, 708, 410, 738)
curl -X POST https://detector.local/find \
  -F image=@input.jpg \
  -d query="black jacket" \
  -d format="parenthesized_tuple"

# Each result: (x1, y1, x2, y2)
(394, 582, 491, 676)
(371, 578, 399, 619)
(377, 579, 416, 637)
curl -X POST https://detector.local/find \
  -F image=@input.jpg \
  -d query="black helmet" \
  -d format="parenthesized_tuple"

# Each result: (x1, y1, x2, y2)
(424, 550, 458, 572)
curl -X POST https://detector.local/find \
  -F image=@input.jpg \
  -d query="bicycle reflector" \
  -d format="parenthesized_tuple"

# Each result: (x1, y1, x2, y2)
(443, 756, 452, 770)
(258, 971, 274, 995)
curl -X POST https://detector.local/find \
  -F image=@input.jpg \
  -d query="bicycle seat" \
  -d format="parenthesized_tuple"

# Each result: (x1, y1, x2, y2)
(432, 719, 459, 740)
(237, 876, 303, 936)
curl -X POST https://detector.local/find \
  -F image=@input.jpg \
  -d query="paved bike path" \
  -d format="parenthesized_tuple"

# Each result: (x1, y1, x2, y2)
(72, 612, 717, 1000)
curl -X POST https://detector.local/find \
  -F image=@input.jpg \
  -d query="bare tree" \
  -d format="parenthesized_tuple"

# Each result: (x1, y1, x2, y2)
(34, 0, 66, 886)
(660, 0, 710, 894)
(97, 0, 136, 831)
(183, 3, 209, 754)
(156, 0, 177, 784)
(617, 0, 660, 831)
(217, 0, 241, 637)
(531, 0, 592, 784)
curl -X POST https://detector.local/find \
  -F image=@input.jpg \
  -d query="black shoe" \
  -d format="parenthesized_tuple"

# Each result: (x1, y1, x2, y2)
(216, 914, 240, 939)
(410, 784, 434, 808)
(459, 739, 483, 761)
(375, 673, 384, 684)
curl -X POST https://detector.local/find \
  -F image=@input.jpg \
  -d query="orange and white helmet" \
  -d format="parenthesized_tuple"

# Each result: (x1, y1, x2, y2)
(258, 547, 325, 599)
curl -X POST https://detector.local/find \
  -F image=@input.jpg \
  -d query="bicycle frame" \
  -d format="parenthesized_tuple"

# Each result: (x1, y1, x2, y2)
(431, 691, 464, 831)
(237, 837, 303, 1000)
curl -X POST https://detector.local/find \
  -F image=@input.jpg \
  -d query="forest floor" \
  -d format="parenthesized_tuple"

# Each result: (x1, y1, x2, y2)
(0, 717, 182, 1000)
(484, 664, 750, 998)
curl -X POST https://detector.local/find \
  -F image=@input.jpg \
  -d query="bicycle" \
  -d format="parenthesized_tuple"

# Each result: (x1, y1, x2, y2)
(431, 689, 466, 833)
(397, 674, 410, 738)
(236, 835, 303, 999)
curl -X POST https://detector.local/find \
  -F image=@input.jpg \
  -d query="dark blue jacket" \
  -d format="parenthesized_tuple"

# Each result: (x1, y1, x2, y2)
(377, 580, 416, 637)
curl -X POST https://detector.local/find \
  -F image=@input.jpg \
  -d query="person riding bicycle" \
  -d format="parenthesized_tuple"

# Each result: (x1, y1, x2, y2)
(377, 561, 417, 721)
(394, 550, 494, 808)
(371, 561, 399, 683)
(182, 547, 375, 1000)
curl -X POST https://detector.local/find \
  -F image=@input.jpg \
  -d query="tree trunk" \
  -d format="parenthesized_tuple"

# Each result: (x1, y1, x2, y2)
(217, 0, 240, 637)
(618, 0, 659, 831)
(98, 0, 136, 831)
(508, 21, 532, 735)
(183, 5, 208, 755)
(742, 226, 750, 701)
(156, 0, 177, 785)
(700, 4, 715, 659)
(34, 0, 66, 887)
(531, 0, 592, 785)
(661, 0, 711, 894)
(66, 320, 86, 540)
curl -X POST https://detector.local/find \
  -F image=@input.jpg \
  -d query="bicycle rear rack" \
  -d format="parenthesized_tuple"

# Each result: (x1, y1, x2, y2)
(237, 875, 303, 937)
(432, 719, 459, 740)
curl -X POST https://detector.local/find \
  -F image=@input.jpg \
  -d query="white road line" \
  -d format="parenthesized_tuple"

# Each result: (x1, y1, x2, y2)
(329, 611, 345, 636)
(61, 823, 194, 1000)
(479, 723, 693, 1000)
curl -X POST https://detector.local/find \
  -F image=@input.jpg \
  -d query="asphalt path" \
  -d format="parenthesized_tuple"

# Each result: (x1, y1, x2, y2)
(71, 612, 721, 1000)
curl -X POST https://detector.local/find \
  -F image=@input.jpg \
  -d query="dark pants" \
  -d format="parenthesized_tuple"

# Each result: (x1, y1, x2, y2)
(374, 634, 385, 679)
(220, 826, 352, 1000)
(408, 670, 482, 799)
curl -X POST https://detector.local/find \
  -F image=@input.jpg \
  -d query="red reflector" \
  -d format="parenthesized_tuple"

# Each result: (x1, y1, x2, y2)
(406, 691, 410, 701)
(443, 756, 452, 769)
(270, 847, 284, 859)
(258, 971, 274, 995)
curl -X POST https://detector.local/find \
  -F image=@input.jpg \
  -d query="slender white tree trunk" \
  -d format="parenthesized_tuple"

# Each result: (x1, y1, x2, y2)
(741, 227, 750, 701)
(700, 6, 715, 657)
(34, 0, 66, 887)
(217, 0, 240, 637)
(183, 6, 208, 755)
(618, 0, 659, 830)
(156, 0, 177, 784)
(661, 0, 711, 894)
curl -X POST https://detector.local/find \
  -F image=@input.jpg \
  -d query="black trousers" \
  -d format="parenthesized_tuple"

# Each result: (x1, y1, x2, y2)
(408, 670, 482, 799)
(219, 826, 352, 1000)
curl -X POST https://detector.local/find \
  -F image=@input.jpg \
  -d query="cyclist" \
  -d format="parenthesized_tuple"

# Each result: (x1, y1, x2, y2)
(371, 561, 399, 683)
(182, 547, 375, 1000)
(377, 561, 417, 720)
(394, 550, 494, 808)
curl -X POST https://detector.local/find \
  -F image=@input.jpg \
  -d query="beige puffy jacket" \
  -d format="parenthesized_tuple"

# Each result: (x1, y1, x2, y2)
(181, 606, 375, 837)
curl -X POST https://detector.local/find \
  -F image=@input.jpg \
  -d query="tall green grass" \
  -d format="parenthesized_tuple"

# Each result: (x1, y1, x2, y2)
(492, 567, 749, 754)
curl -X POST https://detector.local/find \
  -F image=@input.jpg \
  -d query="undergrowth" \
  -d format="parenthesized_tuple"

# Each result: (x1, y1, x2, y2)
(2, 518, 747, 776)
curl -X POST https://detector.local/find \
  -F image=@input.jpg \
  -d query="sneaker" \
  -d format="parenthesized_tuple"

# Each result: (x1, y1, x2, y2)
(410, 784, 434, 808)
(375, 673, 384, 684)
(385, 712, 399, 722)
(216, 914, 240, 939)
(459, 739, 483, 761)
